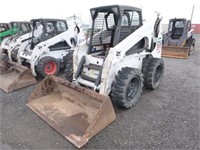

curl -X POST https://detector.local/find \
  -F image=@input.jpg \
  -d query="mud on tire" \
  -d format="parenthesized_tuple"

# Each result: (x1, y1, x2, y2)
(143, 58, 164, 90)
(64, 51, 73, 82)
(111, 67, 143, 109)
(37, 56, 60, 77)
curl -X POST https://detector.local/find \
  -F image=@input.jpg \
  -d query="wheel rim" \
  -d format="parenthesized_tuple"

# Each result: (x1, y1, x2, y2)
(126, 77, 140, 101)
(44, 61, 57, 75)
(154, 65, 162, 84)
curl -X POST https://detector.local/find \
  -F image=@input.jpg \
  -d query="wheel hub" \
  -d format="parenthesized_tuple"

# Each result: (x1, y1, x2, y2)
(126, 77, 140, 101)
(44, 61, 57, 75)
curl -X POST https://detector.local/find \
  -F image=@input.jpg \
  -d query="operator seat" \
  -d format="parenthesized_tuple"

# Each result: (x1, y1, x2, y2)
(171, 28, 183, 39)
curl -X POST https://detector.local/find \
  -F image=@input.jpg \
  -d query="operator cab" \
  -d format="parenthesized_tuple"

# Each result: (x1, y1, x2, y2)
(163, 18, 192, 46)
(0, 23, 10, 33)
(30, 18, 68, 49)
(87, 5, 143, 56)
(74, 5, 144, 90)
(168, 18, 191, 39)
(9, 21, 31, 40)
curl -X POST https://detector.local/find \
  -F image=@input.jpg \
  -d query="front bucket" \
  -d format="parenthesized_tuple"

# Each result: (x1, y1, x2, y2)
(27, 75, 116, 148)
(0, 60, 37, 92)
(162, 46, 189, 59)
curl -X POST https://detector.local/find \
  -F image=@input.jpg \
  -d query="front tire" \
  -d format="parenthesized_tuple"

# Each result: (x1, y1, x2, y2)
(64, 51, 73, 82)
(185, 37, 195, 55)
(143, 58, 164, 90)
(111, 67, 143, 109)
(37, 56, 60, 77)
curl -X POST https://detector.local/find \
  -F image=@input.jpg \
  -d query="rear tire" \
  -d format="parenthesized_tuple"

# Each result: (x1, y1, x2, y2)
(185, 37, 195, 55)
(64, 51, 73, 82)
(143, 58, 164, 90)
(111, 67, 143, 109)
(189, 39, 195, 55)
(0, 49, 8, 61)
(11, 49, 18, 62)
(37, 56, 60, 77)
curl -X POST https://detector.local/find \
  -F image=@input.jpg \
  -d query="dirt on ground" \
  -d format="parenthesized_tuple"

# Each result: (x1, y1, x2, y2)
(0, 35, 200, 149)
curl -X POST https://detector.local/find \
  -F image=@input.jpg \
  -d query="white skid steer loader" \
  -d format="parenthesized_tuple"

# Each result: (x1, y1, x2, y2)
(27, 5, 164, 148)
(0, 17, 85, 92)
(0, 21, 32, 60)
(7, 24, 43, 62)
(17, 17, 85, 77)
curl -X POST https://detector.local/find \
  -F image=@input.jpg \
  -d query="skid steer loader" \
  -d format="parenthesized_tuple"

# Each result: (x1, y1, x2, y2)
(0, 18, 85, 92)
(0, 21, 30, 51)
(162, 18, 195, 59)
(27, 5, 164, 148)
(17, 17, 85, 77)
(0, 21, 35, 92)
(0, 21, 32, 61)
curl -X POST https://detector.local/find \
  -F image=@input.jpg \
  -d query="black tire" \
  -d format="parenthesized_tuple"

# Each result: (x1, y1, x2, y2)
(70, 38, 77, 47)
(11, 49, 19, 62)
(0, 55, 5, 61)
(37, 56, 60, 77)
(143, 58, 164, 90)
(111, 67, 143, 109)
(142, 55, 152, 71)
(189, 39, 195, 55)
(185, 37, 195, 55)
(0, 50, 8, 61)
(64, 51, 73, 82)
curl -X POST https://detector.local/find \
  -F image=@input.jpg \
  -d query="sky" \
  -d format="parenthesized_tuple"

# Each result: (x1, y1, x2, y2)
(0, 0, 199, 24)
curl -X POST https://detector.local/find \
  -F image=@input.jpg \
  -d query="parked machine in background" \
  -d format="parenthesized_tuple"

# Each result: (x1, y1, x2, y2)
(0, 21, 32, 61)
(162, 18, 195, 58)
(27, 5, 164, 148)
(17, 18, 85, 77)
(0, 17, 85, 92)
(0, 23, 9, 32)
(0, 22, 31, 50)
(0, 23, 10, 43)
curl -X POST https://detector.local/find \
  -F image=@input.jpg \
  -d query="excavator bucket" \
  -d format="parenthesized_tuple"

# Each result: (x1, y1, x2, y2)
(0, 60, 37, 92)
(27, 75, 116, 148)
(162, 46, 189, 59)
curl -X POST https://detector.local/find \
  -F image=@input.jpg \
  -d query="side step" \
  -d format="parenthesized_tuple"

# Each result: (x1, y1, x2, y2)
(27, 75, 116, 148)
(0, 60, 37, 92)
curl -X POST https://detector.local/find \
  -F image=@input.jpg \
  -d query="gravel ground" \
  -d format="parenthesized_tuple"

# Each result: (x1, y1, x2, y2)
(0, 35, 200, 150)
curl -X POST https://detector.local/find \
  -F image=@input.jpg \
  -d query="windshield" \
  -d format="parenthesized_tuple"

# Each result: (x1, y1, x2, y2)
(168, 20, 185, 32)
(0, 24, 9, 33)
(15, 23, 31, 37)
(91, 12, 115, 45)
(30, 20, 68, 49)
(88, 7, 119, 53)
